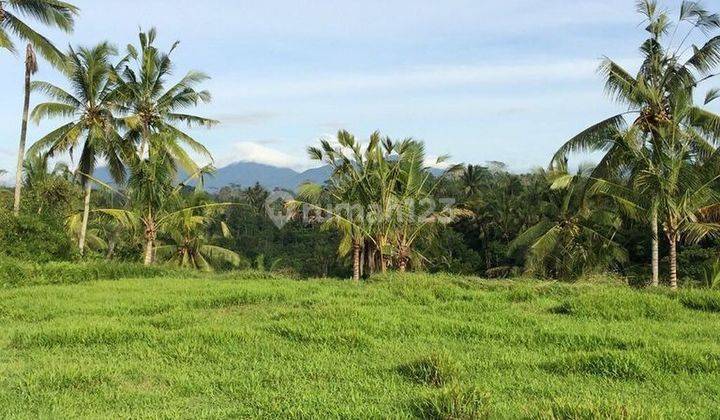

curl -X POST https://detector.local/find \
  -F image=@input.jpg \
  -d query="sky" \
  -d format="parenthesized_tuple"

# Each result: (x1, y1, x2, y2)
(0, 0, 701, 184)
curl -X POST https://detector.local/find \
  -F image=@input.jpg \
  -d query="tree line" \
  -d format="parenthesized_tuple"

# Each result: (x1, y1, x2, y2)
(2, 1, 720, 289)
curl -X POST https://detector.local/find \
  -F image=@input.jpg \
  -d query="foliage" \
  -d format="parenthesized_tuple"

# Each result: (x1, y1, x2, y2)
(0, 208, 75, 262)
(0, 0, 78, 66)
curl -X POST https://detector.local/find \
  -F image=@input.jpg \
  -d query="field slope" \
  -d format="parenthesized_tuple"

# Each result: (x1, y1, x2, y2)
(1, 273, 719, 418)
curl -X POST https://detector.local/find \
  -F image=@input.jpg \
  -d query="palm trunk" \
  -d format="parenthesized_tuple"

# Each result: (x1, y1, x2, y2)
(13, 46, 35, 216)
(359, 244, 365, 278)
(143, 211, 156, 266)
(78, 183, 92, 256)
(651, 207, 659, 287)
(378, 235, 387, 273)
(139, 124, 150, 158)
(668, 232, 678, 290)
(352, 242, 361, 281)
(144, 238, 154, 266)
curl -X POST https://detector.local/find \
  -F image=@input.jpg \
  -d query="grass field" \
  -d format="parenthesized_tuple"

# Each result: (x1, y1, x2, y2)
(1, 273, 719, 418)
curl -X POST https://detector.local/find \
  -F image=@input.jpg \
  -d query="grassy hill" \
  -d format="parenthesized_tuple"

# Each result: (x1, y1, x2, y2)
(1, 273, 719, 418)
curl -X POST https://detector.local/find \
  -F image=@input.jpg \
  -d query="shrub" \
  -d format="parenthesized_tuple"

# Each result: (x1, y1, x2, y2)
(413, 385, 491, 419)
(398, 352, 461, 387)
(0, 210, 76, 262)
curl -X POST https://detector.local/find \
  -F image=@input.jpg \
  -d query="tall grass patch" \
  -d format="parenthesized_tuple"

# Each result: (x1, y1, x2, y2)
(552, 289, 684, 321)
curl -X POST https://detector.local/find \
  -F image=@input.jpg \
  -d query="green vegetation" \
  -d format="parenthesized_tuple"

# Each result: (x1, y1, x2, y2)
(1, 273, 719, 417)
(3, 0, 720, 417)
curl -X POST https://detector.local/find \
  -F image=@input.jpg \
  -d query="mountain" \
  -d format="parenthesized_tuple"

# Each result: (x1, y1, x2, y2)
(93, 161, 446, 191)
(204, 162, 332, 191)
(93, 162, 333, 191)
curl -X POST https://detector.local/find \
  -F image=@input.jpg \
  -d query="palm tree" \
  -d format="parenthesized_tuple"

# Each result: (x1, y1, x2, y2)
(552, 0, 720, 286)
(98, 148, 227, 266)
(0, 0, 78, 65)
(12, 44, 37, 215)
(112, 28, 217, 173)
(155, 204, 241, 271)
(510, 164, 627, 279)
(299, 131, 462, 278)
(2, 0, 78, 214)
(299, 130, 372, 281)
(459, 164, 488, 201)
(28, 43, 132, 255)
(21, 151, 76, 215)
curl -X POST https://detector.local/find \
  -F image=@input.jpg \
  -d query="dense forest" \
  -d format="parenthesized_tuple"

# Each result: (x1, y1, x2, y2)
(3, 0, 720, 289)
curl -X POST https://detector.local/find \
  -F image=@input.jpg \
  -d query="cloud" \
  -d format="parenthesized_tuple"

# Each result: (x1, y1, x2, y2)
(220, 141, 315, 171)
(212, 111, 278, 125)
(212, 58, 635, 99)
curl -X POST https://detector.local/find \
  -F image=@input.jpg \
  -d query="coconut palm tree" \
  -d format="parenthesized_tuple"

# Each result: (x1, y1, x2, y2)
(96, 146, 224, 266)
(298, 131, 462, 278)
(21, 150, 76, 215)
(2, 0, 78, 214)
(0, 0, 78, 65)
(112, 28, 217, 173)
(459, 164, 488, 201)
(12, 44, 37, 215)
(28, 43, 132, 255)
(510, 164, 627, 279)
(299, 130, 372, 281)
(155, 205, 241, 271)
(552, 0, 720, 286)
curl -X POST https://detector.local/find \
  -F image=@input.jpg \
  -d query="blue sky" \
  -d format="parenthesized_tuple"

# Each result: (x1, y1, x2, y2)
(0, 0, 685, 182)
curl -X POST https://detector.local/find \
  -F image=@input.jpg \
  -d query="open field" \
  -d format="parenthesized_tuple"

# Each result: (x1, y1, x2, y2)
(1, 273, 719, 418)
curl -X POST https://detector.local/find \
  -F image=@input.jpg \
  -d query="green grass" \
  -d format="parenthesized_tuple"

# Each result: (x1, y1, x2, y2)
(1, 273, 719, 418)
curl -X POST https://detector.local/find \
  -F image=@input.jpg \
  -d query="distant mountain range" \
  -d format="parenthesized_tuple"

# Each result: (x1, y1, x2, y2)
(202, 162, 333, 190)
(95, 161, 333, 191)
(94, 160, 448, 191)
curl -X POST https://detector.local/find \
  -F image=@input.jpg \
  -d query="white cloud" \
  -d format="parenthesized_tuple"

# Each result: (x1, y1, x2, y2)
(220, 141, 315, 171)
(212, 58, 639, 99)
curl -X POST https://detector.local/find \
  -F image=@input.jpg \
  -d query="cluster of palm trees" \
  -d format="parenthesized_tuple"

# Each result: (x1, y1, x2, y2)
(2, 1, 240, 268)
(548, 0, 720, 288)
(296, 131, 464, 280)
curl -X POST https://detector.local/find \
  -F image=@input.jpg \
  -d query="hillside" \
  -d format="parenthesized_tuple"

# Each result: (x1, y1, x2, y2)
(93, 162, 333, 191)
(1, 273, 719, 418)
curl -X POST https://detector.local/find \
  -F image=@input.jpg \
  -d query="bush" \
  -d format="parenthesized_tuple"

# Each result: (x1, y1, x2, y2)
(398, 352, 461, 387)
(0, 257, 180, 288)
(0, 210, 77, 262)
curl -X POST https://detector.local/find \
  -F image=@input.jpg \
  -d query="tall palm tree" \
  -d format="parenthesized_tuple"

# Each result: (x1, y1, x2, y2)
(13, 44, 37, 215)
(2, 0, 78, 214)
(299, 131, 372, 281)
(112, 28, 217, 174)
(552, 0, 720, 286)
(0, 0, 78, 65)
(28, 43, 132, 255)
